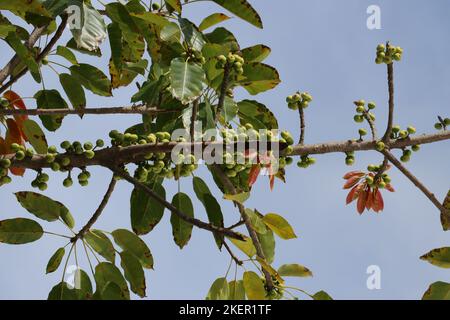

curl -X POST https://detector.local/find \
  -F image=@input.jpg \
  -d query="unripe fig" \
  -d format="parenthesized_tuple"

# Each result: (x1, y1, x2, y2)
(38, 182, 48, 191)
(359, 128, 368, 136)
(376, 141, 385, 151)
(51, 162, 61, 172)
(356, 106, 365, 114)
(444, 118, 450, 126)
(84, 142, 93, 150)
(412, 145, 420, 152)
(0, 159, 11, 168)
(407, 126, 416, 134)
(399, 130, 408, 139)
(435, 123, 443, 130)
(15, 150, 25, 160)
(151, 2, 160, 10)
(61, 141, 71, 149)
(354, 115, 364, 123)
(63, 177, 73, 188)
(61, 157, 71, 167)
(368, 102, 376, 110)
(84, 150, 95, 159)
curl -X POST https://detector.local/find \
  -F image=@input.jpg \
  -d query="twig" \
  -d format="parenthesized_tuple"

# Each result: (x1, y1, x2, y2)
(0, 105, 179, 116)
(382, 150, 445, 213)
(298, 107, 306, 144)
(363, 112, 378, 140)
(6, 131, 450, 170)
(227, 219, 245, 230)
(71, 176, 117, 242)
(382, 51, 395, 142)
(223, 241, 243, 266)
(211, 164, 275, 291)
(0, 15, 69, 95)
(110, 166, 245, 240)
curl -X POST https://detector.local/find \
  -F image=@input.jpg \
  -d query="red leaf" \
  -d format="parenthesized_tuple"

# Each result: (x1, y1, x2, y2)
(343, 171, 364, 179)
(248, 165, 261, 187)
(346, 184, 361, 204)
(5, 119, 25, 176)
(366, 188, 374, 210)
(343, 176, 362, 189)
(357, 189, 368, 214)
(4, 90, 28, 141)
(269, 174, 275, 191)
(385, 184, 395, 192)
(373, 189, 384, 212)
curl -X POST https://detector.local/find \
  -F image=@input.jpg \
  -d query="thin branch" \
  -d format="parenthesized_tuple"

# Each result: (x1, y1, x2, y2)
(110, 166, 245, 240)
(382, 58, 395, 141)
(6, 131, 450, 170)
(0, 15, 69, 95)
(0, 105, 180, 116)
(215, 63, 231, 122)
(363, 112, 378, 140)
(227, 219, 245, 230)
(223, 241, 243, 266)
(381, 150, 446, 213)
(211, 164, 275, 291)
(71, 176, 117, 242)
(298, 107, 306, 145)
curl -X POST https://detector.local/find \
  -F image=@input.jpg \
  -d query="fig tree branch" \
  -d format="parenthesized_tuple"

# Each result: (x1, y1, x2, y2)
(223, 240, 243, 266)
(71, 175, 117, 243)
(109, 166, 245, 240)
(0, 105, 180, 116)
(211, 164, 275, 291)
(382, 59, 395, 142)
(5, 131, 450, 169)
(215, 63, 231, 122)
(298, 107, 306, 144)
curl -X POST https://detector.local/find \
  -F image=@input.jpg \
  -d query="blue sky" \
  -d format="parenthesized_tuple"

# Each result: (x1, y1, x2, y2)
(0, 0, 449, 300)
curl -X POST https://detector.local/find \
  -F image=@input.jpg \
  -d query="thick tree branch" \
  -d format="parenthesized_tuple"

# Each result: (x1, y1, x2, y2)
(110, 167, 245, 240)
(381, 150, 446, 214)
(0, 15, 69, 95)
(0, 105, 179, 116)
(212, 164, 275, 291)
(71, 176, 117, 242)
(6, 131, 450, 170)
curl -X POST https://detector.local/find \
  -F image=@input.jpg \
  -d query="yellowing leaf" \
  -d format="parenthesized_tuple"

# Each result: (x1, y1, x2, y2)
(262, 213, 297, 240)
(228, 235, 256, 258)
(277, 264, 313, 278)
(223, 192, 250, 203)
(199, 13, 230, 31)
(422, 281, 450, 300)
(206, 277, 229, 300)
(420, 247, 450, 269)
(243, 271, 266, 300)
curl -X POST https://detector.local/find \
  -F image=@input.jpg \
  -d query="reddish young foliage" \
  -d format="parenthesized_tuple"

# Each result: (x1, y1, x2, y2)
(3, 90, 29, 142)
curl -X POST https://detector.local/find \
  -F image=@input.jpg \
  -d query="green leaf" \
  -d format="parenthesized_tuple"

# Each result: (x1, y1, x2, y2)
(245, 209, 266, 234)
(34, 89, 68, 131)
(192, 177, 224, 249)
(199, 13, 230, 31)
(46, 247, 65, 274)
(160, 22, 181, 43)
(70, 63, 112, 97)
(48, 282, 81, 300)
(241, 44, 271, 63)
(6, 32, 41, 82)
(70, 2, 107, 51)
(228, 280, 246, 300)
(422, 282, 450, 300)
(228, 235, 256, 258)
(420, 247, 450, 269)
(0, 24, 16, 39)
(262, 213, 297, 240)
(204, 27, 240, 58)
(165, 0, 181, 13)
(169, 58, 206, 105)
(243, 271, 266, 300)
(0, 0, 51, 19)
(130, 184, 166, 235)
(206, 277, 229, 300)
(239, 62, 281, 95)
(55, 46, 78, 65)
(74, 269, 93, 299)
(130, 12, 170, 27)
(313, 290, 333, 300)
(119, 251, 146, 298)
(257, 227, 275, 264)
(100, 281, 127, 300)
(441, 190, 450, 231)
(211, 0, 262, 29)
(94, 262, 130, 300)
(0, 218, 43, 245)
(222, 96, 238, 123)
(85, 230, 116, 263)
(179, 18, 205, 52)
(238, 99, 278, 130)
(59, 73, 86, 112)
(21, 119, 48, 154)
(278, 264, 313, 278)
(223, 192, 250, 203)
(112, 229, 153, 269)
(15, 192, 74, 228)
(170, 192, 194, 249)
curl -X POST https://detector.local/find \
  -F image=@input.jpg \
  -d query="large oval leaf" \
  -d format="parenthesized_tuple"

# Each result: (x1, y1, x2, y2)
(241, 45, 271, 63)
(34, 90, 68, 131)
(206, 277, 229, 300)
(70, 64, 112, 97)
(21, 119, 48, 154)
(420, 247, 450, 269)
(130, 184, 166, 235)
(169, 58, 205, 105)
(112, 229, 153, 269)
(119, 251, 146, 298)
(0, 218, 43, 245)
(243, 271, 266, 300)
(211, 0, 262, 29)
(262, 213, 297, 240)
(47, 282, 81, 300)
(170, 192, 194, 249)
(15, 192, 74, 228)
(59, 73, 86, 112)
(94, 262, 130, 300)
(228, 234, 256, 258)
(85, 230, 115, 263)
(239, 62, 280, 95)
(228, 280, 246, 300)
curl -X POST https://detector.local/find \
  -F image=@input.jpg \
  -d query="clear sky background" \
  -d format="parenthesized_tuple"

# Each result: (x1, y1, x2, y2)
(0, 0, 449, 300)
